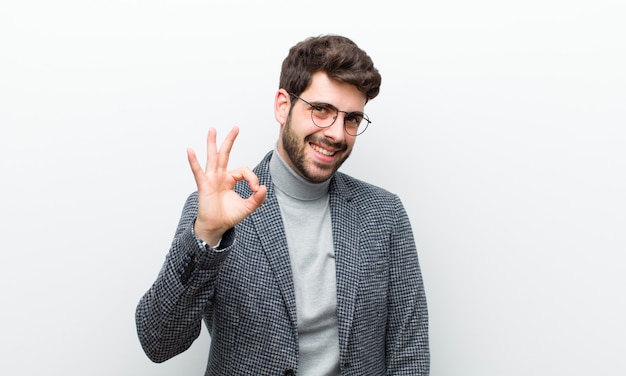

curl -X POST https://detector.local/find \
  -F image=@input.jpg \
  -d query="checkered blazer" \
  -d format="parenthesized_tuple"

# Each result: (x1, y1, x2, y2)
(136, 151, 429, 375)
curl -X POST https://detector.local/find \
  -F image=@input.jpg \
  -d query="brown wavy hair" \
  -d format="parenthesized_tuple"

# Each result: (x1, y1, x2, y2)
(279, 34, 381, 103)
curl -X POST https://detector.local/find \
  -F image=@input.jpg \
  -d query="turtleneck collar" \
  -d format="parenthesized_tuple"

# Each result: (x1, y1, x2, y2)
(269, 148, 330, 201)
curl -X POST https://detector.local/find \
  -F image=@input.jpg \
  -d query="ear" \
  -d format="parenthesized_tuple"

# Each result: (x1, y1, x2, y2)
(274, 89, 291, 126)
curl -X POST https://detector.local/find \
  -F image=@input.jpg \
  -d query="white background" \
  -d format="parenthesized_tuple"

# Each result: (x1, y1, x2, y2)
(1, 1, 625, 375)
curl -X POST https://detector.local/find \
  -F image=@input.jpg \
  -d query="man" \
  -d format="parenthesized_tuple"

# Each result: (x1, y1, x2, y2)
(136, 34, 429, 375)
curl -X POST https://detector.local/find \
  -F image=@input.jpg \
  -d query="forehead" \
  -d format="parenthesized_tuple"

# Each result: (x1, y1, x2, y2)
(303, 72, 366, 110)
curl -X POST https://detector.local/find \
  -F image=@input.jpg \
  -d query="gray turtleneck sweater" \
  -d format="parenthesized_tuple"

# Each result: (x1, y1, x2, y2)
(269, 150, 340, 376)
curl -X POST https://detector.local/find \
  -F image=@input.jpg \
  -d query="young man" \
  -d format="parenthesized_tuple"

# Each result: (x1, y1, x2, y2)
(136, 34, 430, 375)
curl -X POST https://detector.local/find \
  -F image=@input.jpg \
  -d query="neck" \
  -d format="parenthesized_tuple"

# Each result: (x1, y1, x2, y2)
(269, 149, 330, 201)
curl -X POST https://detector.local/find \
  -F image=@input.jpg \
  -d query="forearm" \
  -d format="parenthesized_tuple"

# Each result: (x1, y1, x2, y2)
(386, 199, 430, 375)
(386, 272, 430, 375)
(135, 193, 231, 362)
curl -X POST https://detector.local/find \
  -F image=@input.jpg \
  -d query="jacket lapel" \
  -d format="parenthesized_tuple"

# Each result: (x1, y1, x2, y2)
(329, 174, 361, 360)
(248, 153, 299, 334)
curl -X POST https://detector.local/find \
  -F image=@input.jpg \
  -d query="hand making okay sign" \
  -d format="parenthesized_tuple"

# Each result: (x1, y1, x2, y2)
(186, 126, 267, 246)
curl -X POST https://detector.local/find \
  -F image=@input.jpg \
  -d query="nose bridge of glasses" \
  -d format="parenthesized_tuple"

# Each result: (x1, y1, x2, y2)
(338, 110, 352, 123)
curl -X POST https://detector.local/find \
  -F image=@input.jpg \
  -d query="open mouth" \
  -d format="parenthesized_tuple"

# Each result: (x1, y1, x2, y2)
(311, 143, 336, 157)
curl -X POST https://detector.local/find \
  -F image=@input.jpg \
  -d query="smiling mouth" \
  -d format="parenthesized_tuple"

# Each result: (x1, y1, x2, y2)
(311, 143, 336, 156)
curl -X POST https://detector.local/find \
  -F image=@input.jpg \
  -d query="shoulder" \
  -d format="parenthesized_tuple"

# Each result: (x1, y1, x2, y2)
(332, 171, 402, 209)
(332, 172, 414, 240)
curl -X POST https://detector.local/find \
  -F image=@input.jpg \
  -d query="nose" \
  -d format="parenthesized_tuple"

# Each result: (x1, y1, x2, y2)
(322, 113, 346, 140)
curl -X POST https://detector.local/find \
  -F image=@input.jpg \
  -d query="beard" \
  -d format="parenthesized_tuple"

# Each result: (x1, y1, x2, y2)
(281, 113, 351, 183)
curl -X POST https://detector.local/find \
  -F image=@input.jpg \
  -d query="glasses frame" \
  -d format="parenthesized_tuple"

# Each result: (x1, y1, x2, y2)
(288, 92, 371, 136)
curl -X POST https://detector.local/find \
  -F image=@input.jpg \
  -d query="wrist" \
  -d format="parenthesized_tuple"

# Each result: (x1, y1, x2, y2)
(193, 220, 223, 247)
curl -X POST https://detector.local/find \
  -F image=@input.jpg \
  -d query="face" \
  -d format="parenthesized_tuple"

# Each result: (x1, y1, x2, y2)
(275, 72, 367, 183)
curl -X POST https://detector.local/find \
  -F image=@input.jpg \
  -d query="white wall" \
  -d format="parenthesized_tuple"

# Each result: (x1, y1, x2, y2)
(1, 1, 624, 375)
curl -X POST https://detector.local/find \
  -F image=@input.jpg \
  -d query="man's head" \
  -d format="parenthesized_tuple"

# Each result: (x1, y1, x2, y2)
(274, 35, 381, 183)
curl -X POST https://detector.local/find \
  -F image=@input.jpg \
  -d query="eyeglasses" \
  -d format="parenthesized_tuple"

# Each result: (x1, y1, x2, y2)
(289, 93, 371, 136)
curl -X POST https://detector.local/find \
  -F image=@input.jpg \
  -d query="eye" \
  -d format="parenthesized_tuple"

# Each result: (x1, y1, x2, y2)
(345, 113, 364, 125)
(311, 104, 335, 118)
(311, 104, 333, 116)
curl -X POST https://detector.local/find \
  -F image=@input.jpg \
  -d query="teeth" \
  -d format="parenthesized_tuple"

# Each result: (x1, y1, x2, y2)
(312, 144, 335, 156)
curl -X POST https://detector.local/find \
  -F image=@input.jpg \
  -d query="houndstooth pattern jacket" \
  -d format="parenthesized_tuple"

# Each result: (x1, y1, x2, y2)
(136, 151, 429, 375)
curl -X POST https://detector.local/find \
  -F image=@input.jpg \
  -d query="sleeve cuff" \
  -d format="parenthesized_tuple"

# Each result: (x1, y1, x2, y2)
(192, 224, 235, 252)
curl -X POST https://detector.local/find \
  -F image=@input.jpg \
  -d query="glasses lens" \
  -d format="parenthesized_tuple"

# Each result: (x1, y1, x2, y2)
(310, 104, 337, 128)
(342, 113, 359, 136)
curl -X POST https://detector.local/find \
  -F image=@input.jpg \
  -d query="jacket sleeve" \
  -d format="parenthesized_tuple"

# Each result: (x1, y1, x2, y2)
(135, 192, 233, 363)
(386, 195, 430, 375)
